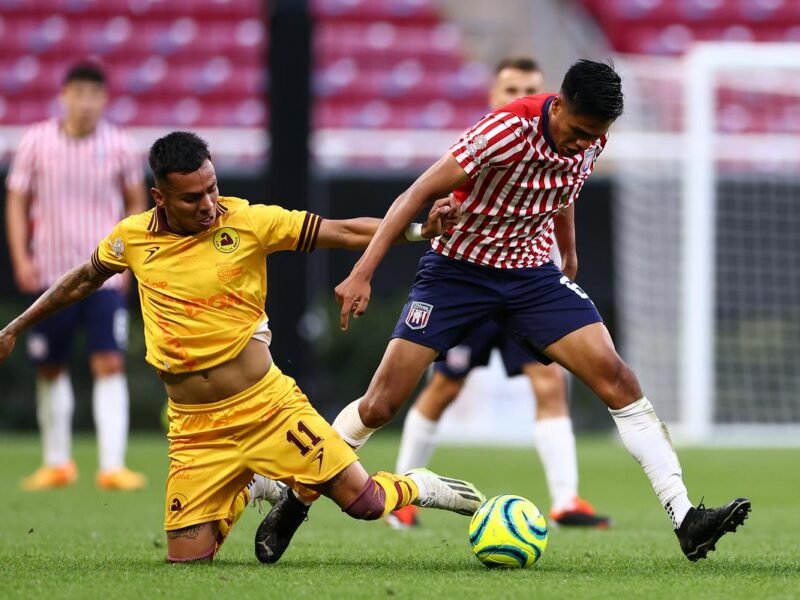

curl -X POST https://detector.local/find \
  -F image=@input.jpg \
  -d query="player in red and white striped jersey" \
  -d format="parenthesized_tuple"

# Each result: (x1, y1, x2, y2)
(5, 63, 148, 491)
(388, 57, 609, 530)
(319, 59, 749, 561)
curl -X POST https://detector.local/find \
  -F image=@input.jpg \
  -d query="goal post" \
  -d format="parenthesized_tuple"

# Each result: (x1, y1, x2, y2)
(615, 43, 800, 445)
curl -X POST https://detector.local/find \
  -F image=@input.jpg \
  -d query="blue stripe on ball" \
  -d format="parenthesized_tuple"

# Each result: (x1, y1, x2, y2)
(477, 544, 527, 568)
(469, 496, 501, 545)
(501, 498, 544, 560)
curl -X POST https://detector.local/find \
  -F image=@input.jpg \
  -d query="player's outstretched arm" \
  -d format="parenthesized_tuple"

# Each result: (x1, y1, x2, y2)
(334, 154, 469, 330)
(316, 197, 461, 250)
(0, 261, 113, 362)
(554, 203, 577, 280)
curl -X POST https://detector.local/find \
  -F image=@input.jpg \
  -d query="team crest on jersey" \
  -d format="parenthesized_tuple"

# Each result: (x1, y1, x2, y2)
(111, 237, 124, 258)
(168, 493, 188, 513)
(466, 134, 488, 160)
(213, 228, 241, 253)
(405, 301, 433, 330)
(580, 146, 597, 174)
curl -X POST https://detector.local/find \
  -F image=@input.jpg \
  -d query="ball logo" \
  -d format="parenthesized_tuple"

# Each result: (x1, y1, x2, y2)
(217, 264, 243, 282)
(213, 228, 240, 253)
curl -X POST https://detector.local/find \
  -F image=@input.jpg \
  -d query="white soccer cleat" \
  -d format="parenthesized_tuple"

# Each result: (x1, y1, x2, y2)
(248, 474, 286, 507)
(406, 468, 486, 516)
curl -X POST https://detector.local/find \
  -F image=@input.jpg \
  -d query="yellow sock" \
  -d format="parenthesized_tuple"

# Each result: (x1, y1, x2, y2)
(216, 487, 250, 546)
(372, 471, 419, 518)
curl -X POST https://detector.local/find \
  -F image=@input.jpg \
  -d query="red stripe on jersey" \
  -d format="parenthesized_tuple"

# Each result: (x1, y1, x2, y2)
(434, 93, 606, 269)
(5, 119, 142, 289)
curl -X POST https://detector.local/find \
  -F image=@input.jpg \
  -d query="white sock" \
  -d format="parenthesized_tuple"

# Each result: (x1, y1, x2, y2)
(534, 415, 579, 512)
(395, 407, 439, 474)
(248, 474, 285, 504)
(36, 372, 74, 466)
(92, 373, 129, 472)
(609, 397, 693, 528)
(331, 398, 377, 451)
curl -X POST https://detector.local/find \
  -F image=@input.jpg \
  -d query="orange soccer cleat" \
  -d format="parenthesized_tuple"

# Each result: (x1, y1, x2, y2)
(385, 504, 421, 530)
(550, 496, 612, 528)
(96, 467, 147, 491)
(20, 460, 78, 491)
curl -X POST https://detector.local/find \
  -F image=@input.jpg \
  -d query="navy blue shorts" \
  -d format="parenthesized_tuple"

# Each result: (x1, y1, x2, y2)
(25, 289, 128, 364)
(391, 252, 602, 366)
(434, 320, 534, 378)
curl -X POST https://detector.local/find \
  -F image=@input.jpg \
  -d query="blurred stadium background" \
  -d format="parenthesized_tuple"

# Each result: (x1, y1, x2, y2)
(1, 0, 799, 446)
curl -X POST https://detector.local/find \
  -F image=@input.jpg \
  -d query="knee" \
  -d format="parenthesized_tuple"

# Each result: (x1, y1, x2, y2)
(343, 477, 385, 521)
(37, 364, 66, 381)
(595, 359, 642, 409)
(89, 352, 125, 378)
(360, 389, 403, 427)
(427, 373, 463, 404)
(166, 523, 218, 562)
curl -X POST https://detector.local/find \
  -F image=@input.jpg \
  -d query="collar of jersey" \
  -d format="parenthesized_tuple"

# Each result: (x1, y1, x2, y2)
(540, 95, 559, 154)
(149, 202, 229, 235)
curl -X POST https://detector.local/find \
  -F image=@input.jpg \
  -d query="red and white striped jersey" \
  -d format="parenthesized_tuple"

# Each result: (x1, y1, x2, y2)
(433, 93, 607, 269)
(6, 119, 143, 290)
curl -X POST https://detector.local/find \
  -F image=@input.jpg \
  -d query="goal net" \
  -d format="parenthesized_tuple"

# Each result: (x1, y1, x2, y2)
(613, 43, 800, 445)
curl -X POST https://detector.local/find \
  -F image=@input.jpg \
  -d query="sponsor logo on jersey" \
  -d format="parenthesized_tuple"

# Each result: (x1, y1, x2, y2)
(217, 264, 244, 282)
(213, 228, 241, 253)
(405, 301, 433, 330)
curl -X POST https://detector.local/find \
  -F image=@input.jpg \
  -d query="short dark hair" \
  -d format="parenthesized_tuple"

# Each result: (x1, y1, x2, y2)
(495, 56, 541, 75)
(148, 131, 212, 185)
(63, 62, 106, 86)
(560, 59, 623, 122)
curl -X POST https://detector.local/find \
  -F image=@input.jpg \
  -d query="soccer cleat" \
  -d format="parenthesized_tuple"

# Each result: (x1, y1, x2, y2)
(20, 460, 78, 491)
(550, 496, 612, 528)
(96, 467, 147, 491)
(385, 504, 420, 530)
(405, 468, 485, 516)
(674, 497, 751, 561)
(254, 485, 309, 564)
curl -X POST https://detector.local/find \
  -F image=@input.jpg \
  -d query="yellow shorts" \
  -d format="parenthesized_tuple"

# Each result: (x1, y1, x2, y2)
(163, 364, 358, 531)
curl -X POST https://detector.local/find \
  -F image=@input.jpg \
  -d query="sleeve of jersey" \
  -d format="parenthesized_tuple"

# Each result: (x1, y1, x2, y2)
(449, 112, 527, 178)
(91, 223, 129, 276)
(5, 128, 37, 193)
(249, 204, 322, 254)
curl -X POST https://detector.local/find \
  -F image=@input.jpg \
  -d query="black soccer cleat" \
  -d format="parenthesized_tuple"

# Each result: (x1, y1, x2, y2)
(674, 497, 751, 561)
(254, 486, 309, 564)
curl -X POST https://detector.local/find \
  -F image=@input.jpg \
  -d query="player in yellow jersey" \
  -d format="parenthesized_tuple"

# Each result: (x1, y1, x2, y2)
(0, 131, 485, 563)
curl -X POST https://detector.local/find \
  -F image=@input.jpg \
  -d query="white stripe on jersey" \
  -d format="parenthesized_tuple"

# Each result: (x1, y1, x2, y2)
(435, 97, 605, 269)
(6, 119, 143, 290)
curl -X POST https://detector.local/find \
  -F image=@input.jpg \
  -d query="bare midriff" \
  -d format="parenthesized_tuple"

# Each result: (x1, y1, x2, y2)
(158, 338, 272, 405)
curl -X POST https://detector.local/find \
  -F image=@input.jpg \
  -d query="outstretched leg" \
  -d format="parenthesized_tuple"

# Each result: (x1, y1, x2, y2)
(332, 339, 438, 449)
(544, 322, 749, 559)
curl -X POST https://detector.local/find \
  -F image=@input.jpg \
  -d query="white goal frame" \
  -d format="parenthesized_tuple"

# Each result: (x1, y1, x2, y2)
(680, 43, 800, 445)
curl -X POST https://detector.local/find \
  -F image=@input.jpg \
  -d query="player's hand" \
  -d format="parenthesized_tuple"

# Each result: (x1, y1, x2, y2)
(12, 256, 40, 294)
(561, 252, 578, 281)
(421, 196, 461, 239)
(335, 274, 372, 331)
(0, 329, 16, 363)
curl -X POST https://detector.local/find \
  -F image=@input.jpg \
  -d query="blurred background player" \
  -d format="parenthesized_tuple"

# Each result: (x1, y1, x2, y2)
(387, 57, 610, 530)
(5, 62, 148, 491)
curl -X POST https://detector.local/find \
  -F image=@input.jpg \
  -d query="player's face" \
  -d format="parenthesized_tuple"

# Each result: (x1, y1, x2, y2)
(547, 96, 612, 157)
(489, 68, 544, 110)
(60, 81, 107, 132)
(151, 160, 220, 235)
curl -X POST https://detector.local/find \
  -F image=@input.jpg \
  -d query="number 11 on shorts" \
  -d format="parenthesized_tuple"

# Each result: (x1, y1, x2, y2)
(286, 421, 323, 456)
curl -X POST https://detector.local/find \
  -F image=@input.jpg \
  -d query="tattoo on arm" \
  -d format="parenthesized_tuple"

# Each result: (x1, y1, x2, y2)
(5, 262, 111, 336)
(167, 524, 207, 540)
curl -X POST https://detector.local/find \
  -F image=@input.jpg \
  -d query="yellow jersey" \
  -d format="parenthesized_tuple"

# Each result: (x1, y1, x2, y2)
(91, 196, 321, 373)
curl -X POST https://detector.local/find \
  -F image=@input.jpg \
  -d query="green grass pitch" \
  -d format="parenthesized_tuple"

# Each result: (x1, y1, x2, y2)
(0, 433, 798, 599)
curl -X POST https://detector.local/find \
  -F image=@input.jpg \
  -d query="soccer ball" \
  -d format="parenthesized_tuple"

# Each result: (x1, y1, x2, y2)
(468, 494, 548, 568)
